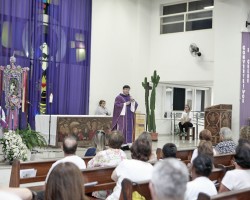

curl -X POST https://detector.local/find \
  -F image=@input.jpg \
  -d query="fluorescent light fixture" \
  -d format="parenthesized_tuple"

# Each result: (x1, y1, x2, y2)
(204, 6, 214, 9)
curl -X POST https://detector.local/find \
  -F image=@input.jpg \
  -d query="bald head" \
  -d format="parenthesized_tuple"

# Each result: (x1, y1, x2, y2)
(63, 136, 78, 155)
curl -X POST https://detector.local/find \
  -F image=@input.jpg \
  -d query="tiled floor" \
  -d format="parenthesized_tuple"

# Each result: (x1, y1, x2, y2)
(0, 134, 199, 186)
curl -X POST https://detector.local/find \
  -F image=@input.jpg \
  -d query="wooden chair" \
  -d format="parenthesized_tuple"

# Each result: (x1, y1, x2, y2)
(119, 178, 151, 200)
(198, 187, 250, 200)
(186, 127, 195, 140)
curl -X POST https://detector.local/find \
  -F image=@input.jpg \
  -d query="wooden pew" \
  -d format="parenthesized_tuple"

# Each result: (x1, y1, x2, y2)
(26, 166, 116, 194)
(213, 153, 235, 168)
(9, 157, 93, 187)
(198, 187, 250, 200)
(119, 178, 151, 200)
(208, 168, 225, 189)
(156, 148, 194, 163)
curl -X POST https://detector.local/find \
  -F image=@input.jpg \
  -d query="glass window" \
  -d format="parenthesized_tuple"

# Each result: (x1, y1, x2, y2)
(186, 19, 212, 31)
(161, 15, 184, 24)
(188, 0, 214, 11)
(161, 23, 184, 34)
(160, 0, 214, 34)
(163, 3, 186, 15)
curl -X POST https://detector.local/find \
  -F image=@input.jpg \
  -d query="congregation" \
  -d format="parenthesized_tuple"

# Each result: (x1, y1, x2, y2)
(1, 127, 250, 200)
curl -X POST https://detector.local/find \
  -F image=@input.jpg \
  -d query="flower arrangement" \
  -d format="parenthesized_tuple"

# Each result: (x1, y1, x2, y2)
(1, 131, 28, 162)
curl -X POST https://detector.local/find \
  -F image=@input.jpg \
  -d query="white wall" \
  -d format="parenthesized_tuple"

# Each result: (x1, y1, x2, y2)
(149, 0, 214, 83)
(213, 0, 250, 142)
(90, 0, 151, 115)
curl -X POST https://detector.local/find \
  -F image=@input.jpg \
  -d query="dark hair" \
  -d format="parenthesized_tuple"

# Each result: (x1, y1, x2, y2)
(123, 85, 130, 89)
(162, 143, 177, 158)
(99, 100, 105, 106)
(199, 129, 212, 141)
(108, 130, 124, 149)
(45, 162, 86, 200)
(63, 136, 78, 154)
(234, 142, 250, 169)
(238, 138, 250, 146)
(131, 133, 152, 161)
(193, 154, 213, 177)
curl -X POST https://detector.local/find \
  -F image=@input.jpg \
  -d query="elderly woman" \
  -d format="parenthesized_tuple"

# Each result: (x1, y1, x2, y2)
(219, 141, 250, 192)
(95, 100, 110, 115)
(106, 132, 153, 200)
(215, 127, 236, 154)
(185, 154, 217, 200)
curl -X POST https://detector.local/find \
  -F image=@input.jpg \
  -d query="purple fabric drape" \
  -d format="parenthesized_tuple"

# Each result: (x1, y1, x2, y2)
(0, 0, 92, 129)
(45, 0, 91, 116)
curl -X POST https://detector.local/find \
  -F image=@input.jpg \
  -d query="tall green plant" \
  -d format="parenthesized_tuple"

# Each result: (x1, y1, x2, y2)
(149, 70, 160, 132)
(142, 77, 151, 131)
(16, 124, 47, 150)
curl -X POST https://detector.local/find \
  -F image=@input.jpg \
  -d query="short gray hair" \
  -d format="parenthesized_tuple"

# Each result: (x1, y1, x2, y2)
(151, 158, 189, 200)
(220, 127, 233, 141)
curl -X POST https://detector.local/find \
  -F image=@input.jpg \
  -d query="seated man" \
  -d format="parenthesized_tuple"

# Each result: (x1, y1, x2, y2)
(149, 158, 189, 200)
(162, 143, 177, 158)
(45, 136, 86, 182)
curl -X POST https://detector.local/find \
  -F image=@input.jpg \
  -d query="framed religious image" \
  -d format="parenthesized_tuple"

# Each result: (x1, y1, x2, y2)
(56, 116, 112, 147)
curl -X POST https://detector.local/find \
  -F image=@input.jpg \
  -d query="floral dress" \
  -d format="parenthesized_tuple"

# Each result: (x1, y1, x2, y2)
(215, 140, 236, 154)
(87, 148, 127, 199)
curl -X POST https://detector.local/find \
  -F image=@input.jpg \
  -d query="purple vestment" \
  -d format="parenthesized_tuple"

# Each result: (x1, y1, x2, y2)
(112, 93, 138, 144)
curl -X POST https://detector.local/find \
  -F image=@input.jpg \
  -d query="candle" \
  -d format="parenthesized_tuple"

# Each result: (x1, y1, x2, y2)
(49, 93, 53, 103)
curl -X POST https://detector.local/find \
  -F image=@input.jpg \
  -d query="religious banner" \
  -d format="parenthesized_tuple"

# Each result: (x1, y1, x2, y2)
(240, 32, 250, 127)
(0, 55, 29, 130)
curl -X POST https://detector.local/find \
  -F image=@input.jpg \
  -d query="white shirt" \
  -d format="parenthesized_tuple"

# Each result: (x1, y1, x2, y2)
(181, 111, 193, 123)
(106, 159, 153, 200)
(191, 148, 217, 163)
(45, 155, 86, 182)
(0, 191, 21, 200)
(222, 169, 250, 191)
(185, 177, 217, 200)
(95, 106, 110, 115)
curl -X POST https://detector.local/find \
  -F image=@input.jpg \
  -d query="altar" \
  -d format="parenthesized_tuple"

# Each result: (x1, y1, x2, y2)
(35, 115, 112, 146)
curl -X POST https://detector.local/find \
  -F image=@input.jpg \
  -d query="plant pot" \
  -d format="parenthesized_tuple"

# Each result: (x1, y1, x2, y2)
(150, 132, 158, 141)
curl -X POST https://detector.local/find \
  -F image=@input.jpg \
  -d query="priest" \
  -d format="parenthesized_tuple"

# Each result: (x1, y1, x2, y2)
(112, 85, 138, 144)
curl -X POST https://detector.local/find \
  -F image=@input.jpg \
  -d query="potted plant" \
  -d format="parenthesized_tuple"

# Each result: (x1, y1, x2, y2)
(16, 124, 47, 151)
(142, 70, 160, 141)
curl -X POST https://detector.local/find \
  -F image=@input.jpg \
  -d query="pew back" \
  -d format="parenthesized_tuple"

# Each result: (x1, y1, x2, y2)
(198, 187, 250, 200)
(119, 178, 151, 200)
(9, 157, 93, 187)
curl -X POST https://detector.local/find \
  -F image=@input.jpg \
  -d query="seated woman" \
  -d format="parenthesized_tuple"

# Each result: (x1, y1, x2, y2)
(87, 131, 127, 199)
(185, 154, 217, 200)
(179, 105, 193, 135)
(219, 141, 250, 192)
(106, 132, 153, 200)
(45, 162, 87, 200)
(95, 100, 111, 115)
(215, 127, 236, 154)
(191, 129, 217, 163)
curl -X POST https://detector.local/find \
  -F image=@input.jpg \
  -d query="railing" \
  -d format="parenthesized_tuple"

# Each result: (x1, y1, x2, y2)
(170, 111, 204, 137)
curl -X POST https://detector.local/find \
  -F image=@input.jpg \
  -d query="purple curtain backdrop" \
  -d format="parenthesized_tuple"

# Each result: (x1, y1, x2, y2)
(0, 0, 92, 129)
(240, 32, 250, 127)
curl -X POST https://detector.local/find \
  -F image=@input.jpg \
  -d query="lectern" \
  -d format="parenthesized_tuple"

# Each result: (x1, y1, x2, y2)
(204, 104, 232, 144)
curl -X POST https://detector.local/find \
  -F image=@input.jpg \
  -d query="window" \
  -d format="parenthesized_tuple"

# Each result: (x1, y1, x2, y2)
(160, 0, 214, 34)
